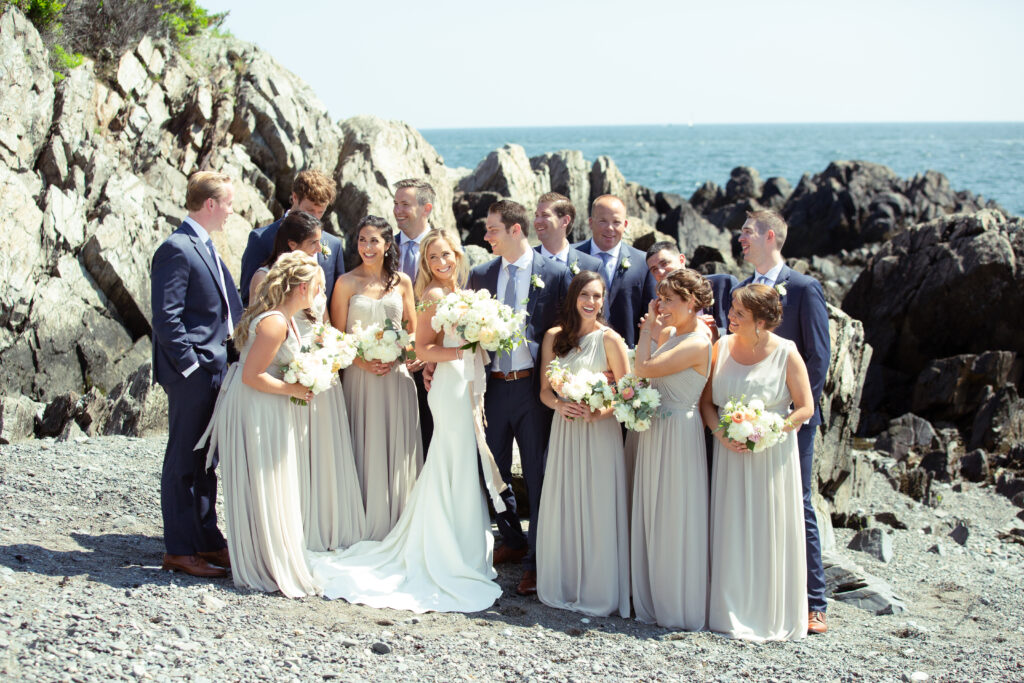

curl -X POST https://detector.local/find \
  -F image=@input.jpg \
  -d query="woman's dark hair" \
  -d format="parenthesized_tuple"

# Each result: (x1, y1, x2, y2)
(733, 283, 783, 331)
(553, 270, 607, 357)
(657, 268, 714, 311)
(260, 211, 322, 268)
(357, 215, 400, 291)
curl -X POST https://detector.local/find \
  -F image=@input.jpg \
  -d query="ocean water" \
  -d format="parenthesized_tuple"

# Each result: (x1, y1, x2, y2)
(422, 123, 1024, 217)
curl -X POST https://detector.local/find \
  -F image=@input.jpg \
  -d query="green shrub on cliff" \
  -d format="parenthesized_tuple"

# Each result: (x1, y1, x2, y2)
(3, 0, 228, 80)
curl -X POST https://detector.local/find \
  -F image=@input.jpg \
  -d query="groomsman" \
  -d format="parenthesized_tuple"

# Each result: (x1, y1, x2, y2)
(151, 171, 243, 578)
(468, 199, 571, 596)
(645, 240, 737, 336)
(737, 209, 831, 635)
(532, 192, 602, 275)
(239, 169, 344, 307)
(393, 178, 436, 451)
(574, 195, 656, 348)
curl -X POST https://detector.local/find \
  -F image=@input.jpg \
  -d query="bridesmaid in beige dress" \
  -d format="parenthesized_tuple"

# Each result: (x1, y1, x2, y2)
(199, 251, 322, 598)
(250, 212, 366, 551)
(330, 216, 423, 541)
(700, 284, 814, 641)
(630, 269, 714, 630)
(536, 271, 631, 617)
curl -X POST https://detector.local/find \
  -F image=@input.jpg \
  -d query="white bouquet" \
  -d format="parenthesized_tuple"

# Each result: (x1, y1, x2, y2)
(546, 359, 616, 412)
(612, 373, 664, 432)
(430, 289, 526, 354)
(717, 396, 786, 452)
(310, 323, 358, 373)
(282, 350, 337, 406)
(352, 318, 412, 364)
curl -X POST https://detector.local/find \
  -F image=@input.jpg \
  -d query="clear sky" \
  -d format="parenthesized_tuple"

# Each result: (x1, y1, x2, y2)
(201, 0, 1024, 129)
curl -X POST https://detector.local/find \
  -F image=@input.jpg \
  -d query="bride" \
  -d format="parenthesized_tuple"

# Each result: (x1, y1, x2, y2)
(308, 229, 503, 612)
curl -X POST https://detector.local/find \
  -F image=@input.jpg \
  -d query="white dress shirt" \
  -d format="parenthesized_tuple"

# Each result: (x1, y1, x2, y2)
(539, 243, 570, 264)
(754, 262, 785, 287)
(496, 250, 535, 371)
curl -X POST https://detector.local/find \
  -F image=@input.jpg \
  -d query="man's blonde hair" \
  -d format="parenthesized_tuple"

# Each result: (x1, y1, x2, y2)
(185, 171, 232, 211)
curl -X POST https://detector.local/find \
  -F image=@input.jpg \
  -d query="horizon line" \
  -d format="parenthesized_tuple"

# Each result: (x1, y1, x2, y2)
(417, 120, 1024, 132)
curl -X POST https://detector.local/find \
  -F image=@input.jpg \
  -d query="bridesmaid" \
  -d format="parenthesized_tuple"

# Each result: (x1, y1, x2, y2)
(199, 251, 322, 598)
(248, 212, 366, 550)
(330, 215, 423, 541)
(630, 268, 713, 630)
(536, 271, 631, 617)
(701, 284, 814, 641)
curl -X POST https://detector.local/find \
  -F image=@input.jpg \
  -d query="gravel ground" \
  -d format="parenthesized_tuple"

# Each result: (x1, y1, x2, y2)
(1, 435, 1023, 682)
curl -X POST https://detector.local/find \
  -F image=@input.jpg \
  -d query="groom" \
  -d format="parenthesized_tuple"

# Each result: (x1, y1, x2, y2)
(737, 209, 831, 634)
(468, 199, 571, 596)
(151, 171, 243, 578)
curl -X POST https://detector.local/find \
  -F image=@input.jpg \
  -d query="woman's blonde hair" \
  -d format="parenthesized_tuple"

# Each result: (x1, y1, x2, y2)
(234, 251, 324, 349)
(414, 229, 468, 298)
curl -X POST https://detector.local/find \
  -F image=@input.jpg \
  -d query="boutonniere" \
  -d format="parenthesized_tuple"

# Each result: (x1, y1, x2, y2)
(320, 240, 331, 258)
(775, 282, 787, 297)
(569, 261, 580, 275)
(531, 274, 545, 289)
(619, 256, 631, 272)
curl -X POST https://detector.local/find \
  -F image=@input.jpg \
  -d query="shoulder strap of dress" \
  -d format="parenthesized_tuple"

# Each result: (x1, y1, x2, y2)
(250, 309, 286, 330)
(705, 338, 713, 376)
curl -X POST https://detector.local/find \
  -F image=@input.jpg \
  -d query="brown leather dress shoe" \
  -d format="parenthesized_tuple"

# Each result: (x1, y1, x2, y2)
(197, 548, 231, 569)
(808, 611, 828, 634)
(162, 554, 228, 578)
(516, 570, 537, 596)
(492, 544, 528, 566)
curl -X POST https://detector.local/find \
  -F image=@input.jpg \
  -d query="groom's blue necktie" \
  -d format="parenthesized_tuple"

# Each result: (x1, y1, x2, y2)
(498, 264, 518, 373)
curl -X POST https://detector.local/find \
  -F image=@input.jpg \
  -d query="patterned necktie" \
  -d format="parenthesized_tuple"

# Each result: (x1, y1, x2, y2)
(498, 264, 518, 372)
(206, 239, 233, 332)
(598, 251, 614, 286)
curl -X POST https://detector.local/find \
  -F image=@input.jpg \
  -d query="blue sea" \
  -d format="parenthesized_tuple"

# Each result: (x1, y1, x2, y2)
(422, 123, 1024, 217)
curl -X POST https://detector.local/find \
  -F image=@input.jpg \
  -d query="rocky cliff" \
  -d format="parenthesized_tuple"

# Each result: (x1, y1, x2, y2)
(0, 6, 1019, 521)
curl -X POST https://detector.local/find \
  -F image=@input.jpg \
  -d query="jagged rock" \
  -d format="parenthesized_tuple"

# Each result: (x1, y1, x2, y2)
(959, 449, 989, 482)
(453, 191, 503, 248)
(759, 177, 792, 211)
(41, 186, 88, 252)
(969, 385, 1024, 453)
(948, 521, 970, 546)
(814, 305, 873, 515)
(655, 200, 735, 266)
(843, 211, 1024, 414)
(911, 351, 1020, 421)
(102, 361, 168, 436)
(995, 473, 1024, 506)
(336, 115, 456, 239)
(689, 181, 725, 215)
(530, 149, 591, 241)
(0, 394, 40, 444)
(0, 7, 54, 169)
(900, 466, 933, 505)
(725, 166, 763, 202)
(874, 511, 907, 530)
(0, 166, 46, 328)
(459, 144, 547, 218)
(874, 413, 939, 464)
(927, 543, 946, 556)
(823, 551, 907, 615)
(589, 156, 658, 227)
(847, 527, 894, 562)
(57, 419, 87, 443)
(707, 197, 761, 232)
(38, 392, 81, 438)
(116, 51, 150, 99)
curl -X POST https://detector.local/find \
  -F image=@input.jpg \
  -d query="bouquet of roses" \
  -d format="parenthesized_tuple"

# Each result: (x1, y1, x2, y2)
(282, 350, 338, 406)
(717, 396, 786, 452)
(310, 323, 358, 373)
(546, 359, 616, 412)
(612, 373, 664, 432)
(351, 318, 412, 364)
(430, 289, 526, 354)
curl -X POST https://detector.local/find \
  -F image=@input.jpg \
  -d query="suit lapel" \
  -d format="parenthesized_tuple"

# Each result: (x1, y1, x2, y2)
(184, 223, 227, 307)
(526, 252, 544, 322)
(485, 258, 501, 296)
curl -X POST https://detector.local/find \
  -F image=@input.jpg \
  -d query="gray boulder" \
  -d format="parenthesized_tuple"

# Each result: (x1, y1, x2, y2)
(0, 7, 54, 169)
(847, 527, 894, 563)
(0, 394, 40, 443)
(823, 551, 907, 615)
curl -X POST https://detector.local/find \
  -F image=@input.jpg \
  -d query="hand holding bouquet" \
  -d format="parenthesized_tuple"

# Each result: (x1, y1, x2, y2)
(430, 289, 525, 354)
(546, 359, 616, 421)
(352, 318, 412, 365)
(612, 373, 664, 432)
(282, 351, 338, 406)
(716, 396, 786, 453)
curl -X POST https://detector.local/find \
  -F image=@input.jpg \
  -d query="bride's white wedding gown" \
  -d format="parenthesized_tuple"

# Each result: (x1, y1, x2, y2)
(307, 336, 501, 613)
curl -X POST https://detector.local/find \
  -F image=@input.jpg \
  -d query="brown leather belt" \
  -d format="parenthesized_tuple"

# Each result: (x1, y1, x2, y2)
(490, 369, 532, 381)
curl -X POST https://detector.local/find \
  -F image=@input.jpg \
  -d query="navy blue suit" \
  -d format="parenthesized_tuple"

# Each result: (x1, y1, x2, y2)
(151, 221, 243, 556)
(534, 244, 603, 278)
(238, 217, 345, 307)
(468, 252, 571, 568)
(737, 265, 830, 612)
(705, 273, 738, 331)
(574, 239, 657, 348)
